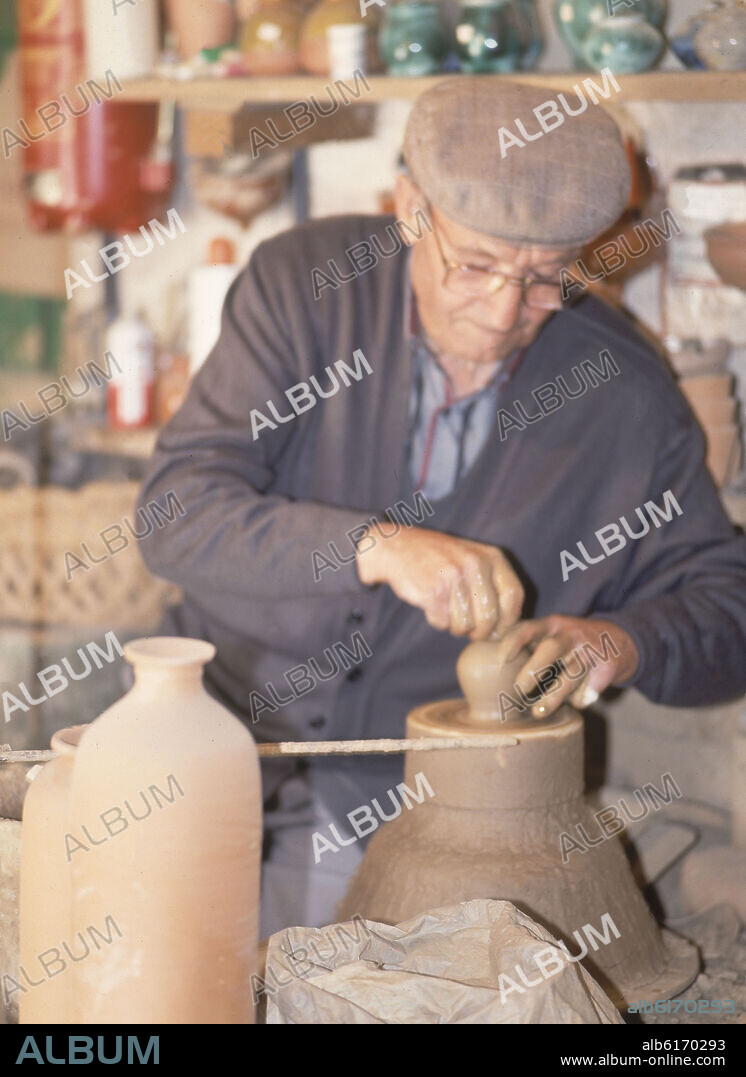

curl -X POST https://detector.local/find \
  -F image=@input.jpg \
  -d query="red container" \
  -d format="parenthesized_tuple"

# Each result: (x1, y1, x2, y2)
(18, 0, 170, 233)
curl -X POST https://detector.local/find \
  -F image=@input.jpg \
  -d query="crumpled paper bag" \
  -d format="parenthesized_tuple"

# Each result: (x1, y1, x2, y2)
(261, 899, 623, 1024)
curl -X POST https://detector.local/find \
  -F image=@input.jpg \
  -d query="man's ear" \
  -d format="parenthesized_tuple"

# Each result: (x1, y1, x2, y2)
(393, 174, 429, 245)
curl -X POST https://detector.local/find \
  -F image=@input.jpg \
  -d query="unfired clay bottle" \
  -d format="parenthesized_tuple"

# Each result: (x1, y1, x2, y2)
(19, 726, 84, 1024)
(67, 638, 262, 1024)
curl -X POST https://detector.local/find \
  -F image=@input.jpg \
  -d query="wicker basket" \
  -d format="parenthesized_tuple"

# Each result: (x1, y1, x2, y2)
(0, 482, 179, 630)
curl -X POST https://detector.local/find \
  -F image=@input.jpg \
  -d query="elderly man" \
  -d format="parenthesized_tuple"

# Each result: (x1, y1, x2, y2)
(137, 80, 746, 935)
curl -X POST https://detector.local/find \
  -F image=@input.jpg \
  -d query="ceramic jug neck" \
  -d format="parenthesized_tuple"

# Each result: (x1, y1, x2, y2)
(131, 664, 206, 693)
(124, 637, 216, 695)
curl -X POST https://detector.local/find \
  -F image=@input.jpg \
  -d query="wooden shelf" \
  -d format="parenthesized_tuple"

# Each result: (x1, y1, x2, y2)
(119, 71, 746, 111)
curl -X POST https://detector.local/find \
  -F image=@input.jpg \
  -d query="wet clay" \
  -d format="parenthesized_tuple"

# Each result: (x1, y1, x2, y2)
(454, 640, 542, 728)
(337, 638, 698, 1007)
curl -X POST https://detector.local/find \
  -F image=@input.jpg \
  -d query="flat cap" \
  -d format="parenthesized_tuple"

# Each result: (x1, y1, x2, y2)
(403, 77, 630, 247)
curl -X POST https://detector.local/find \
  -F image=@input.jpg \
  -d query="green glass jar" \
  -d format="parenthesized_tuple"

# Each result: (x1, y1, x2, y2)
(553, 0, 666, 68)
(583, 12, 665, 73)
(379, 1, 448, 76)
(455, 0, 530, 73)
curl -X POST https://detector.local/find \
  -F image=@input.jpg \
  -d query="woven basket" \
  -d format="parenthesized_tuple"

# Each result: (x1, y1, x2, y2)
(0, 482, 179, 630)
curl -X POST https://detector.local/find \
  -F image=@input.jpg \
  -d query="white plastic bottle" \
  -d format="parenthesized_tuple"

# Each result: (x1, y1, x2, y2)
(187, 238, 239, 376)
(84, 0, 159, 81)
(106, 311, 156, 429)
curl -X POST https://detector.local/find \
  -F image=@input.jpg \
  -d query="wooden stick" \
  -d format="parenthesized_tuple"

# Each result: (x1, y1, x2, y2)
(0, 748, 55, 763)
(256, 735, 518, 757)
(0, 735, 517, 764)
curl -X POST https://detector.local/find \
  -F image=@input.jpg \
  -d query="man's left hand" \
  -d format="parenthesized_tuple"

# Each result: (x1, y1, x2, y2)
(496, 616, 640, 719)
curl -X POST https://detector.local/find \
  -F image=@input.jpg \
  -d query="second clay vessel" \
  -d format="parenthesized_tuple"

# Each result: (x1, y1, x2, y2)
(19, 727, 84, 1024)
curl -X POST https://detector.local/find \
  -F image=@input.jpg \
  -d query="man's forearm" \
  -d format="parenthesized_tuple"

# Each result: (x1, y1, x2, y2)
(136, 462, 370, 603)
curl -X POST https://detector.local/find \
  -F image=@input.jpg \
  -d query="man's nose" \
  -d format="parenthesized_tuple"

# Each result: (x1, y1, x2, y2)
(474, 282, 524, 331)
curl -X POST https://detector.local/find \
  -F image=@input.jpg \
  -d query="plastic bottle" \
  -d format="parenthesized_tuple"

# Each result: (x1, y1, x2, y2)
(17, 0, 169, 233)
(187, 238, 239, 375)
(106, 312, 156, 429)
(83, 0, 158, 81)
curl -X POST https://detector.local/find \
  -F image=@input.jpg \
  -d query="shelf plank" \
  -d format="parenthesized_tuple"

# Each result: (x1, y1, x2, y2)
(119, 71, 746, 111)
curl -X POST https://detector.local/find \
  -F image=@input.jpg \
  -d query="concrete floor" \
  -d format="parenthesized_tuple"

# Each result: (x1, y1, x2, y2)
(592, 786, 746, 1026)
(632, 912, 746, 1026)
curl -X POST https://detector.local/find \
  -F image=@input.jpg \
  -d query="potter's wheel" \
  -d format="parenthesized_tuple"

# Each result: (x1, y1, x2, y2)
(338, 637, 700, 1008)
(420, 698, 568, 734)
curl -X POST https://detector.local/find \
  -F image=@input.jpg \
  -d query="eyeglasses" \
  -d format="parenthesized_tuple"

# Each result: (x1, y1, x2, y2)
(428, 210, 565, 311)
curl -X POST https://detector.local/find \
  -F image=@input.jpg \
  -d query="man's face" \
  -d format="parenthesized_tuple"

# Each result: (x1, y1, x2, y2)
(395, 176, 581, 365)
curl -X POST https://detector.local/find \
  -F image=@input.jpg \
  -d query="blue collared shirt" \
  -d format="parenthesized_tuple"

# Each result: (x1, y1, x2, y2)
(405, 295, 522, 501)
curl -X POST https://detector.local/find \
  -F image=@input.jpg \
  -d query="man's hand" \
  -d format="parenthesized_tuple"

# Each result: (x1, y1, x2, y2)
(497, 616, 640, 718)
(355, 524, 523, 639)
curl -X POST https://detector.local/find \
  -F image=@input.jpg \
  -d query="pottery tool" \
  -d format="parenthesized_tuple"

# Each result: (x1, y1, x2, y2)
(0, 734, 518, 765)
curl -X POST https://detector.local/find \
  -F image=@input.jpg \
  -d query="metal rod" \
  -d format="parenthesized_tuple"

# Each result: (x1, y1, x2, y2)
(1, 735, 517, 765)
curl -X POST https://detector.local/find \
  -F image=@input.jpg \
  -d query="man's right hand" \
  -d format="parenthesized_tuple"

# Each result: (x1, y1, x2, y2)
(355, 523, 524, 640)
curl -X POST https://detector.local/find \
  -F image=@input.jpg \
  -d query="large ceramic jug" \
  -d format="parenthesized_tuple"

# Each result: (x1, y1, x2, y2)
(165, 0, 237, 58)
(18, 726, 84, 1024)
(67, 638, 262, 1024)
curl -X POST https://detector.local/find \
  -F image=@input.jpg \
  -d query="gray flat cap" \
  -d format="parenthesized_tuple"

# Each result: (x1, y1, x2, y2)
(403, 77, 630, 247)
